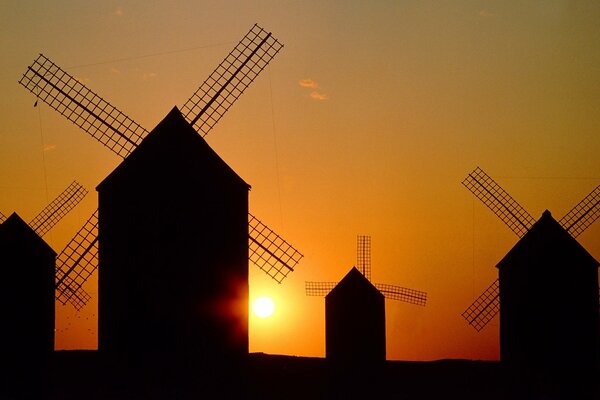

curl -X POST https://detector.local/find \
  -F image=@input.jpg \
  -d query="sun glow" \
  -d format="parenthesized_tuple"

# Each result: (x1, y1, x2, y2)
(252, 296, 275, 318)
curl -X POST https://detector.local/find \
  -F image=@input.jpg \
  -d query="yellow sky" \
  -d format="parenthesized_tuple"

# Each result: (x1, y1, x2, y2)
(1, 1, 599, 361)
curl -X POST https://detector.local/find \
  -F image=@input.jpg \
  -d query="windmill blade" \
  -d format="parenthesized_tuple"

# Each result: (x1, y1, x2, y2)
(28, 181, 88, 237)
(374, 283, 427, 306)
(181, 24, 283, 136)
(55, 210, 98, 310)
(357, 235, 371, 281)
(248, 213, 303, 283)
(559, 184, 600, 238)
(305, 281, 338, 296)
(462, 167, 536, 238)
(19, 54, 148, 159)
(0, 211, 6, 224)
(461, 279, 500, 332)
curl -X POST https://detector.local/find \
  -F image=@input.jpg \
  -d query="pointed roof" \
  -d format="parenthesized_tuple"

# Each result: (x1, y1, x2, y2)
(0, 212, 56, 257)
(97, 106, 249, 191)
(326, 267, 384, 300)
(497, 210, 598, 270)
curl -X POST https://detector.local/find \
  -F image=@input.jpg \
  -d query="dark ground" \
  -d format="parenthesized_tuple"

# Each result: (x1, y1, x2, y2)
(0, 351, 597, 399)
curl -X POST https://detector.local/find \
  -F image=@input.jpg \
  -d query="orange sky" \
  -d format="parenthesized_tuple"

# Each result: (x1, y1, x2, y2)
(1, 1, 599, 361)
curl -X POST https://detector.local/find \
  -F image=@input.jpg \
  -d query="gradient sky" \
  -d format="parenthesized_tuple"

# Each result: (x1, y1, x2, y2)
(1, 1, 599, 361)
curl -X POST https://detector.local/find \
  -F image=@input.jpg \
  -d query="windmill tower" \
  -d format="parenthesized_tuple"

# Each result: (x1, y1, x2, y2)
(307, 235, 427, 361)
(461, 167, 599, 372)
(0, 182, 87, 365)
(19, 25, 303, 369)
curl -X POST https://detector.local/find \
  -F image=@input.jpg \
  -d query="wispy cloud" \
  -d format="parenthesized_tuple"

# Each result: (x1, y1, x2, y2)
(110, 67, 121, 75)
(43, 144, 57, 152)
(479, 9, 494, 18)
(298, 78, 319, 89)
(142, 72, 158, 80)
(309, 91, 328, 101)
(299, 78, 329, 101)
(115, 7, 124, 17)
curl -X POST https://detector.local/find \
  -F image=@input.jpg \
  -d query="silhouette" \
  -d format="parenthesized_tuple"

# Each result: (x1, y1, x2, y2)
(97, 106, 250, 370)
(307, 235, 427, 363)
(326, 267, 386, 362)
(19, 25, 302, 314)
(461, 166, 599, 397)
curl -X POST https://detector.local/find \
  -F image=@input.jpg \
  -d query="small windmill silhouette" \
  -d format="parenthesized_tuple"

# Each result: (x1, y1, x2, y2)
(20, 25, 303, 310)
(461, 166, 600, 331)
(306, 235, 427, 306)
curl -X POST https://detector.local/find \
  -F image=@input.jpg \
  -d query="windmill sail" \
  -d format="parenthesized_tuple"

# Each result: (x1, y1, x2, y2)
(559, 184, 600, 238)
(462, 167, 535, 238)
(0, 211, 6, 224)
(461, 279, 500, 332)
(55, 210, 98, 310)
(305, 281, 338, 297)
(181, 24, 283, 136)
(28, 181, 88, 237)
(19, 54, 148, 159)
(249, 213, 303, 283)
(374, 283, 427, 306)
(357, 235, 371, 281)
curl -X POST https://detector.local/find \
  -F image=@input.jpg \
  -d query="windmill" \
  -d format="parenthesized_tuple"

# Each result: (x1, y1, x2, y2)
(19, 24, 303, 312)
(0, 181, 86, 362)
(1, 180, 87, 237)
(306, 235, 427, 306)
(461, 166, 600, 332)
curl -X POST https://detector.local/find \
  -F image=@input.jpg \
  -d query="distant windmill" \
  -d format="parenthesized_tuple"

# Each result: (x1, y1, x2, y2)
(306, 235, 427, 306)
(20, 24, 303, 311)
(1, 180, 87, 236)
(461, 166, 600, 332)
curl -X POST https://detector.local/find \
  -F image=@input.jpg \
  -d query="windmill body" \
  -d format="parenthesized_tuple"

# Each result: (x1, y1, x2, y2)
(0, 213, 55, 363)
(326, 267, 386, 362)
(97, 107, 249, 364)
(497, 210, 599, 371)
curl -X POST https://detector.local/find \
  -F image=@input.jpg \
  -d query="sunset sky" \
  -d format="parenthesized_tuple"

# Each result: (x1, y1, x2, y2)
(1, 1, 599, 361)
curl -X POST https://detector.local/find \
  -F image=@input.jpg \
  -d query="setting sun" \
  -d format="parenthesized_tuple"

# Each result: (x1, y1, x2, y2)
(252, 296, 275, 318)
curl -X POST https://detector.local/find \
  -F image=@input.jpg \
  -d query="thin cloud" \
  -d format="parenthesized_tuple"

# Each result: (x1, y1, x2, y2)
(299, 79, 319, 89)
(43, 144, 57, 152)
(479, 9, 494, 18)
(110, 67, 121, 75)
(142, 72, 158, 80)
(309, 91, 328, 101)
(115, 7, 124, 17)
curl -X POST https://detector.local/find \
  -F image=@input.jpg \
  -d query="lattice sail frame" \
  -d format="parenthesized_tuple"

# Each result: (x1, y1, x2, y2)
(0, 211, 6, 224)
(374, 283, 427, 306)
(181, 24, 283, 136)
(357, 235, 371, 281)
(462, 279, 500, 332)
(19, 54, 148, 159)
(29, 181, 88, 237)
(559, 184, 600, 238)
(55, 210, 98, 311)
(249, 213, 303, 283)
(463, 167, 535, 238)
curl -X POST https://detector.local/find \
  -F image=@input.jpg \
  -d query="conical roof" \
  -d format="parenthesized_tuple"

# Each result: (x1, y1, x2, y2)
(97, 106, 249, 192)
(0, 212, 55, 257)
(496, 210, 598, 270)
(326, 267, 384, 300)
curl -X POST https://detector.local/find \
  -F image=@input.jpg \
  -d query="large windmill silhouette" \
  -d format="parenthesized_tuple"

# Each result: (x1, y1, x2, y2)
(461, 166, 599, 332)
(306, 235, 427, 306)
(20, 24, 303, 311)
